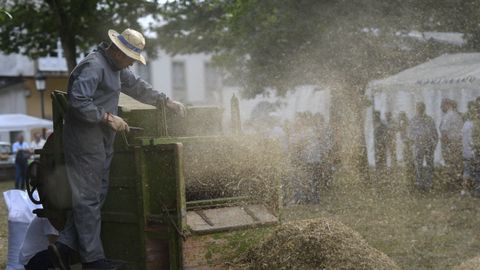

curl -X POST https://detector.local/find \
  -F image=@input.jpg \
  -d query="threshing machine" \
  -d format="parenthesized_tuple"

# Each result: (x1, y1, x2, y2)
(28, 91, 282, 269)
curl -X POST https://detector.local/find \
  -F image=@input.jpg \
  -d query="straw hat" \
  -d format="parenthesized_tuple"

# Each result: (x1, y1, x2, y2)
(108, 28, 146, 65)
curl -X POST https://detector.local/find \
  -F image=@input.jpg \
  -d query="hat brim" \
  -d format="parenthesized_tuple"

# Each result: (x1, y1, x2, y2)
(108, 29, 146, 65)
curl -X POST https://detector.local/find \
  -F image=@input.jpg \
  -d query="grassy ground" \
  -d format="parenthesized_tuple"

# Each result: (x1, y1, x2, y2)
(283, 168, 480, 270)
(0, 180, 14, 269)
(1, 169, 479, 269)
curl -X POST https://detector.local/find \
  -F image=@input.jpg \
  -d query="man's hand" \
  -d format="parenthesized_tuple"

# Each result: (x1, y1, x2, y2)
(105, 113, 129, 132)
(166, 99, 186, 117)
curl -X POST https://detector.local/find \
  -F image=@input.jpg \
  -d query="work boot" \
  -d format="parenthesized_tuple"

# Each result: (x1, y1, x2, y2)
(48, 242, 72, 270)
(82, 259, 125, 270)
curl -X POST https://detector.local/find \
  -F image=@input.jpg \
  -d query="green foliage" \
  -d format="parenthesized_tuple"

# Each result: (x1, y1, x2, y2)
(1, 2, 57, 58)
(0, 9, 12, 21)
(156, 0, 470, 97)
(0, 0, 162, 71)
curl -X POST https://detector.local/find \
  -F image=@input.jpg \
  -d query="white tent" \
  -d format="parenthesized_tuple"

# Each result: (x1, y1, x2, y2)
(365, 53, 480, 166)
(0, 114, 53, 142)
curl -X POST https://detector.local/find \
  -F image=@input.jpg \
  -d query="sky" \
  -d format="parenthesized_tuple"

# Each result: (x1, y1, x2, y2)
(138, 0, 170, 38)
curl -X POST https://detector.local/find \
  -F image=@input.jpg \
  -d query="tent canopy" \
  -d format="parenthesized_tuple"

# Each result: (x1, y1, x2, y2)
(365, 53, 480, 166)
(0, 114, 52, 132)
(367, 53, 480, 95)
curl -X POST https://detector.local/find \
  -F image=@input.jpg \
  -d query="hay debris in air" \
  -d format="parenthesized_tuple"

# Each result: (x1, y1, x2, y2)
(240, 218, 400, 270)
(184, 136, 283, 202)
(452, 256, 480, 270)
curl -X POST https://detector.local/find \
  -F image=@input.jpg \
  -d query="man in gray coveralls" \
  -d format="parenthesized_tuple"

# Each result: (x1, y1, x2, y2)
(49, 28, 185, 270)
(409, 102, 438, 191)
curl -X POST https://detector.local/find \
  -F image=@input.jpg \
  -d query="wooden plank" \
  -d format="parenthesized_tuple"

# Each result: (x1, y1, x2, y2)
(186, 196, 250, 210)
(186, 204, 278, 234)
(195, 210, 214, 226)
(244, 204, 278, 224)
(186, 211, 211, 231)
(203, 207, 254, 228)
(145, 237, 170, 270)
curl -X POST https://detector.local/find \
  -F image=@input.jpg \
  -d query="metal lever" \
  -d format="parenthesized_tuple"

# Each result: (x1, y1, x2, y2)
(121, 126, 144, 148)
(129, 126, 144, 131)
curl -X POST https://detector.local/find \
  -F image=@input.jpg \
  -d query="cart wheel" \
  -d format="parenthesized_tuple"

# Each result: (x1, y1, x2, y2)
(26, 160, 42, 205)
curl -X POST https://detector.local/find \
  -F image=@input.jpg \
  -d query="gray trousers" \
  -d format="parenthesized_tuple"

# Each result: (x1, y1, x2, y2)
(472, 155, 480, 196)
(442, 140, 463, 183)
(414, 144, 435, 190)
(58, 150, 113, 262)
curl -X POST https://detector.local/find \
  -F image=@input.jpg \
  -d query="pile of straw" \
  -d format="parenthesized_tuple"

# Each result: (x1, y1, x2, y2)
(453, 256, 480, 270)
(240, 218, 400, 270)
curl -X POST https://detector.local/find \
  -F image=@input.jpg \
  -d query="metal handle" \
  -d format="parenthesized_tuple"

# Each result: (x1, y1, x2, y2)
(26, 161, 42, 205)
(121, 126, 144, 148)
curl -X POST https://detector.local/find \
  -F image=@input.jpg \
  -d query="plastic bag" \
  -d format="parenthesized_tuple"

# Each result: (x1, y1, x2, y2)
(3, 190, 42, 269)
(3, 189, 41, 223)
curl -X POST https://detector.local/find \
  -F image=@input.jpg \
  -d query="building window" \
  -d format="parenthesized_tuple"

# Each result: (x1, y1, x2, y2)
(204, 62, 222, 103)
(172, 61, 187, 101)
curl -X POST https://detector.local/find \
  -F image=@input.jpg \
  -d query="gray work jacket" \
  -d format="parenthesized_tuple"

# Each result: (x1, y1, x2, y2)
(408, 114, 438, 148)
(63, 43, 165, 155)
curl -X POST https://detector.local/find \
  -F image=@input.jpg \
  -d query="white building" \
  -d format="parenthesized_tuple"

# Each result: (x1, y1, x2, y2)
(0, 53, 35, 142)
(139, 50, 225, 106)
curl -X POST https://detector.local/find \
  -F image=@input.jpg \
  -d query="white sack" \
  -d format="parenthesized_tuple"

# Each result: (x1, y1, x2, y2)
(3, 190, 42, 269)
(6, 221, 29, 270)
(2, 190, 41, 223)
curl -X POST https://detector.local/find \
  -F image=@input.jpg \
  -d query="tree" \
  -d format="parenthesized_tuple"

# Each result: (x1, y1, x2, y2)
(155, 0, 470, 175)
(156, 0, 469, 97)
(0, 0, 162, 72)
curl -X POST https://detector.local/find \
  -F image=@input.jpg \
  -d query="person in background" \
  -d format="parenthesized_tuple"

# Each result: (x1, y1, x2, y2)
(398, 111, 412, 170)
(373, 111, 387, 170)
(408, 102, 438, 191)
(19, 216, 59, 270)
(470, 100, 480, 197)
(267, 118, 289, 154)
(385, 112, 397, 168)
(30, 132, 46, 151)
(461, 101, 476, 193)
(463, 101, 476, 122)
(313, 113, 335, 190)
(439, 99, 464, 188)
(12, 133, 31, 190)
(302, 114, 322, 203)
(289, 112, 311, 204)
